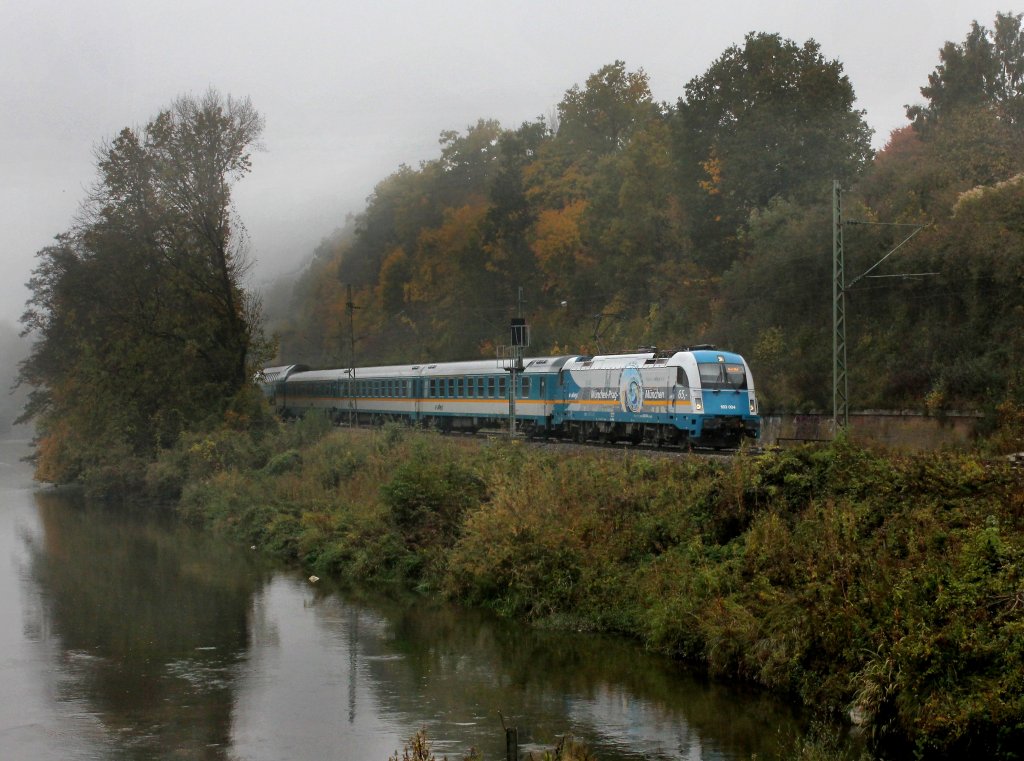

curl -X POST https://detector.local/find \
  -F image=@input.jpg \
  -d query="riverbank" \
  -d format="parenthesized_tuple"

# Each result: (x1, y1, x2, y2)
(155, 417, 1024, 759)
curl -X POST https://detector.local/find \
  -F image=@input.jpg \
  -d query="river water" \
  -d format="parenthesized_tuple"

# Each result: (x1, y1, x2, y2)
(0, 438, 818, 761)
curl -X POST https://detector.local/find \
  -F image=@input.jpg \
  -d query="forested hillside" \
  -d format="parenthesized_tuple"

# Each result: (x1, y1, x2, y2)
(275, 13, 1024, 419)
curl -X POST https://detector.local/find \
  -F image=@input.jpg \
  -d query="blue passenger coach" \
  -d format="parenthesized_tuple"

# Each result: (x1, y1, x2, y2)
(261, 346, 759, 448)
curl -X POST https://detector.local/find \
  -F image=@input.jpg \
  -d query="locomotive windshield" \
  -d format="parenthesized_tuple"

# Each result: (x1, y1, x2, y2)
(697, 362, 747, 390)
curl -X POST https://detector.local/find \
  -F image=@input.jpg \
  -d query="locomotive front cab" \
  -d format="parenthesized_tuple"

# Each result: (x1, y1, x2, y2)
(672, 350, 760, 446)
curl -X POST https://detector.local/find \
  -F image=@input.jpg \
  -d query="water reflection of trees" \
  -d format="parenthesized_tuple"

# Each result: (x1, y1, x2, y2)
(23, 490, 814, 761)
(27, 491, 269, 760)
(308, 588, 803, 761)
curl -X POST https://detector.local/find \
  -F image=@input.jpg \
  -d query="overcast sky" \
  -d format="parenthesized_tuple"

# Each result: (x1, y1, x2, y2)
(0, 0, 1010, 327)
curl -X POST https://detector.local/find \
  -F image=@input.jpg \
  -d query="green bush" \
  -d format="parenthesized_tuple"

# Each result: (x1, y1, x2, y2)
(380, 439, 486, 552)
(263, 449, 302, 475)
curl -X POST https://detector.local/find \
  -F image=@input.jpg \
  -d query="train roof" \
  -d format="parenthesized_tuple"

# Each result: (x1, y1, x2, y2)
(564, 352, 658, 370)
(280, 356, 577, 383)
(562, 348, 747, 371)
(689, 349, 746, 364)
(258, 365, 309, 384)
(268, 349, 750, 386)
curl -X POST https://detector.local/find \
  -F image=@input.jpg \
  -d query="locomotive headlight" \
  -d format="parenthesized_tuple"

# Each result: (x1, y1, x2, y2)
(694, 396, 703, 412)
(749, 396, 758, 415)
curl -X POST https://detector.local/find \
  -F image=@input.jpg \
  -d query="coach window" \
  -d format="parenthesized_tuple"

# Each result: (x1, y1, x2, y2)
(498, 377, 507, 397)
(520, 376, 530, 398)
(468, 378, 475, 397)
(456, 378, 464, 397)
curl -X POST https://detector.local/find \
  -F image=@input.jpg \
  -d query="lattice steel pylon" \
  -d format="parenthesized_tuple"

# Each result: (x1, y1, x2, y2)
(832, 180, 849, 431)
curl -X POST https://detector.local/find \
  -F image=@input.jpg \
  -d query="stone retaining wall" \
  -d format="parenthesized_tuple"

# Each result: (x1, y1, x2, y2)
(760, 411, 982, 451)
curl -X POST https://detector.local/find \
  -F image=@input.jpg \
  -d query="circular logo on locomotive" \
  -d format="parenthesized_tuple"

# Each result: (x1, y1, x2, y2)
(620, 366, 644, 413)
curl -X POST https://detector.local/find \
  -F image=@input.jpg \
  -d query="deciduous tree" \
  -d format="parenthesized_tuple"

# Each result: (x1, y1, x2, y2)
(18, 90, 267, 486)
(908, 12, 1024, 128)
(673, 33, 873, 263)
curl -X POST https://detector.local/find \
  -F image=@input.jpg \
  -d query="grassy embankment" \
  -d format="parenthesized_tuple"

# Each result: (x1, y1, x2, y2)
(148, 412, 1024, 760)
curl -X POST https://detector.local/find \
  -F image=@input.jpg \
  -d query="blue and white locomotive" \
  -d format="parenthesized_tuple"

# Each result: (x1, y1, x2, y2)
(260, 346, 759, 448)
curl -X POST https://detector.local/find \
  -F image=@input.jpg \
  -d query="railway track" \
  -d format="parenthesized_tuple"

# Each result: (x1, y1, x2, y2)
(397, 424, 762, 459)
